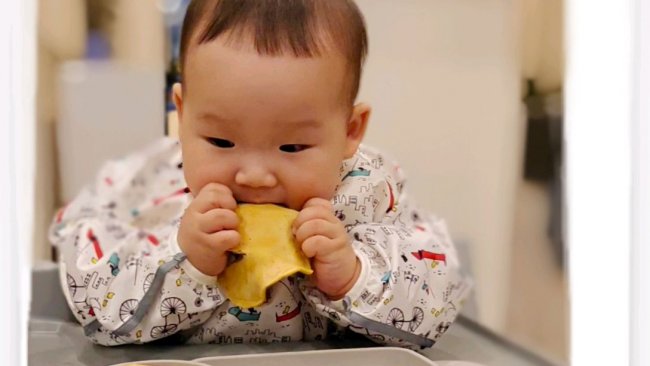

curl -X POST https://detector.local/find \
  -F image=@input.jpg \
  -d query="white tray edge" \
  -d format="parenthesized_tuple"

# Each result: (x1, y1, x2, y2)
(193, 347, 438, 365)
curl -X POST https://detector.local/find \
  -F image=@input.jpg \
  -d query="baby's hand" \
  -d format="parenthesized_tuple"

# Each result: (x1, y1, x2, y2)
(177, 183, 240, 276)
(293, 198, 361, 299)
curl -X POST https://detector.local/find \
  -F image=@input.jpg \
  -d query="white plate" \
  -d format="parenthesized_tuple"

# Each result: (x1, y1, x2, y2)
(194, 347, 438, 366)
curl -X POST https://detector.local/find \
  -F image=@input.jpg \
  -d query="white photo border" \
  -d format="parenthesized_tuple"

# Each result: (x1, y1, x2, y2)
(0, 0, 36, 365)
(566, 0, 635, 364)
(631, 0, 650, 364)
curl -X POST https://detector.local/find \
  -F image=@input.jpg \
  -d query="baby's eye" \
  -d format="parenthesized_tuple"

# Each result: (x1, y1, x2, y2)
(279, 144, 309, 153)
(208, 138, 235, 148)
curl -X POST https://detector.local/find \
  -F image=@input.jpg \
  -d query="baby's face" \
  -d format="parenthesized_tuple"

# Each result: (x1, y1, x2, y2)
(175, 38, 367, 210)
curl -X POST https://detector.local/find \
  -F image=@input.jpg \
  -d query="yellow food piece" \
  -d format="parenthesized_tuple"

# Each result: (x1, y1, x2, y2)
(218, 204, 313, 308)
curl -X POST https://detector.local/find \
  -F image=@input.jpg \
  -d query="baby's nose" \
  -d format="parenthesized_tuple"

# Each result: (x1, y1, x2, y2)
(234, 164, 278, 188)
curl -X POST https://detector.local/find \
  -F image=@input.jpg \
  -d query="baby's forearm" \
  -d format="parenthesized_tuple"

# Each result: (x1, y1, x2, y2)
(49, 138, 232, 345)
(303, 216, 471, 349)
(53, 202, 226, 345)
(324, 257, 362, 300)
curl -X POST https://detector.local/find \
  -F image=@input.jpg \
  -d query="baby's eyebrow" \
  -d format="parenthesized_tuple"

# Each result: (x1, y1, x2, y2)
(196, 112, 233, 123)
(196, 112, 322, 129)
(280, 119, 322, 129)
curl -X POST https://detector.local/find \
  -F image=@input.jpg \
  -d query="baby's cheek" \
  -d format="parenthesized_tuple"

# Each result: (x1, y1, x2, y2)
(181, 166, 199, 197)
(295, 174, 339, 204)
(184, 162, 231, 197)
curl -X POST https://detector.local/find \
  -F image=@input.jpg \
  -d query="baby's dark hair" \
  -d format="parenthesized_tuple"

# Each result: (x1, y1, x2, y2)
(180, 0, 368, 104)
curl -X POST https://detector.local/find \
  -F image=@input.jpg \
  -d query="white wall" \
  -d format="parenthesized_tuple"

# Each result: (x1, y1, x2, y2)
(355, 0, 523, 332)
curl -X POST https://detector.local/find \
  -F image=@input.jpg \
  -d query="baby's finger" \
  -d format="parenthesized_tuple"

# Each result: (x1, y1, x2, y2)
(205, 229, 241, 253)
(301, 234, 348, 260)
(199, 208, 239, 233)
(293, 205, 337, 233)
(301, 235, 330, 258)
(294, 218, 341, 244)
(193, 183, 237, 213)
(302, 197, 333, 210)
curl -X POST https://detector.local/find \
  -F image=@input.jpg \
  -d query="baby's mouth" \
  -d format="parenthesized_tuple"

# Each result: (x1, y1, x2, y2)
(227, 252, 245, 265)
(236, 200, 288, 208)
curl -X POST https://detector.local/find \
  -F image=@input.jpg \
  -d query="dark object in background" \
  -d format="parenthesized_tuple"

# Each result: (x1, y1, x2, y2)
(85, 31, 111, 60)
(164, 0, 191, 136)
(523, 81, 562, 182)
(524, 117, 554, 181)
(523, 81, 565, 269)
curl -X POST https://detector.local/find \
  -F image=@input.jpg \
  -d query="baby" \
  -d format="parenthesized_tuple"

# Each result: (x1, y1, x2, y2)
(50, 0, 471, 348)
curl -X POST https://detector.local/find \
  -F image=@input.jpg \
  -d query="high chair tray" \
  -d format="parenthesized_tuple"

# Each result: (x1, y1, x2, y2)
(112, 347, 438, 366)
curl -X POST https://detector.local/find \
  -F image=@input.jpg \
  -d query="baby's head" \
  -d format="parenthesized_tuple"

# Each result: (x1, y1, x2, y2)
(175, 0, 371, 210)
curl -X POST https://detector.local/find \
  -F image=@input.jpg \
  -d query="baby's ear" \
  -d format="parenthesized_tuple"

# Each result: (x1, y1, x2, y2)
(172, 83, 184, 118)
(344, 103, 371, 158)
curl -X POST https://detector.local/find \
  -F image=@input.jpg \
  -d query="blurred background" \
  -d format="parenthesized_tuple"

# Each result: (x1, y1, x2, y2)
(34, 0, 567, 363)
